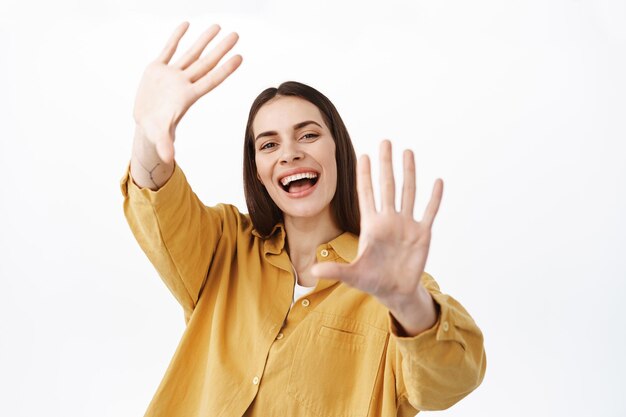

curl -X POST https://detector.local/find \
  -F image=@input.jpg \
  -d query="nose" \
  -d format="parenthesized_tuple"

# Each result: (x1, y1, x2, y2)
(279, 142, 304, 164)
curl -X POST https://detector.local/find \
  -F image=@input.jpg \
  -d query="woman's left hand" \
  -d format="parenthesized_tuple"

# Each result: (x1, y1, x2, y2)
(311, 140, 443, 336)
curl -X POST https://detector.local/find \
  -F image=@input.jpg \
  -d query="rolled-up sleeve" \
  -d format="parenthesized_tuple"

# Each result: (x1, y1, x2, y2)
(120, 162, 230, 321)
(389, 273, 487, 411)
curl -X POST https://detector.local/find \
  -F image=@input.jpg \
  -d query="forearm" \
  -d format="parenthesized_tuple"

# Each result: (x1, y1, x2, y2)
(389, 274, 487, 411)
(130, 125, 175, 190)
(386, 284, 439, 337)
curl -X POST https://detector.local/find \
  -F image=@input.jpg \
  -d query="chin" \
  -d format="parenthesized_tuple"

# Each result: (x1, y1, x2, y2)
(265, 183, 326, 216)
(276, 200, 332, 222)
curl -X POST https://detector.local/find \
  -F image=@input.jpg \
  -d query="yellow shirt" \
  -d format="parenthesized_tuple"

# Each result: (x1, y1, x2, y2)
(120, 163, 486, 417)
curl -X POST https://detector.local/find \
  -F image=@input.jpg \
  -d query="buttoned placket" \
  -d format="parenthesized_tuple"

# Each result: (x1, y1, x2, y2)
(262, 236, 348, 348)
(243, 244, 337, 413)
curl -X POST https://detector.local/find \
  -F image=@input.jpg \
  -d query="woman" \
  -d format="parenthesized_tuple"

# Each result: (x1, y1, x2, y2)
(121, 22, 486, 417)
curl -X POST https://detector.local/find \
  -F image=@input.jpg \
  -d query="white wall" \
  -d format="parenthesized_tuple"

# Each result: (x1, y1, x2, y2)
(1, 0, 625, 416)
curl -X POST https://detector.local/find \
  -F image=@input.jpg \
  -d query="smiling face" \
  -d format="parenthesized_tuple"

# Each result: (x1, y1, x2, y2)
(253, 96, 338, 222)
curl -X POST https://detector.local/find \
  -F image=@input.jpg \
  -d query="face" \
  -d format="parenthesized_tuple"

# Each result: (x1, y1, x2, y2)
(253, 96, 337, 221)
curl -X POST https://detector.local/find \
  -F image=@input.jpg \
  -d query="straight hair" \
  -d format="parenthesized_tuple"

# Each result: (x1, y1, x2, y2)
(243, 81, 360, 238)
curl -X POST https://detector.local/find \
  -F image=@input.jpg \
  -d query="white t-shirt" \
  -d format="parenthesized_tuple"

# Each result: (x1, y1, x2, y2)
(292, 279, 315, 306)
(290, 262, 315, 306)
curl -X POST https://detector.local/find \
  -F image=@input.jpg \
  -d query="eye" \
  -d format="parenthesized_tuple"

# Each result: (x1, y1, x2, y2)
(301, 133, 319, 140)
(260, 142, 277, 150)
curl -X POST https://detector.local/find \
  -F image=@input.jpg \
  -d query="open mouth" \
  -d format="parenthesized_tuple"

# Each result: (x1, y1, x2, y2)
(279, 173, 320, 194)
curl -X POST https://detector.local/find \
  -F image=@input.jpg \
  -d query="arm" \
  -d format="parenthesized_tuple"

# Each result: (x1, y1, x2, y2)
(121, 161, 231, 322)
(308, 141, 485, 410)
(130, 125, 175, 190)
(129, 21, 242, 189)
(390, 273, 486, 411)
(122, 22, 243, 320)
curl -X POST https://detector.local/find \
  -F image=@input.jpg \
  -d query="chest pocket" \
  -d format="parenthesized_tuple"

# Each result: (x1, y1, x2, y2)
(287, 311, 388, 417)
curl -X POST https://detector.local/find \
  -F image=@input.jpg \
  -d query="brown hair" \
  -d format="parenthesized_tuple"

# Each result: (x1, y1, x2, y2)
(243, 81, 360, 238)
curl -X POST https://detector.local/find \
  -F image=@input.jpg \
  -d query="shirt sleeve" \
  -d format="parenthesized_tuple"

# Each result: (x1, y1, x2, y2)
(120, 161, 237, 322)
(388, 272, 487, 411)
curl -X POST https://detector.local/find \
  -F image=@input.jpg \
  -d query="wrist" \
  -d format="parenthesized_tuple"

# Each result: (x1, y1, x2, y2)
(130, 125, 175, 190)
(385, 284, 438, 337)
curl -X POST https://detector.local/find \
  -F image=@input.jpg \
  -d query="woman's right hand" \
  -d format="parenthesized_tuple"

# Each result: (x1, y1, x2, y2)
(133, 22, 242, 164)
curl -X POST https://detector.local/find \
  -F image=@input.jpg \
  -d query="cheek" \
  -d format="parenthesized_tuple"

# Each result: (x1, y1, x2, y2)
(332, 170, 338, 192)
(326, 156, 338, 189)
(255, 160, 270, 186)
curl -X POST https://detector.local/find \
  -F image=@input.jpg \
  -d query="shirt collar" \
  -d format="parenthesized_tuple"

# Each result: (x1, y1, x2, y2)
(252, 223, 286, 256)
(327, 231, 358, 262)
(253, 222, 358, 261)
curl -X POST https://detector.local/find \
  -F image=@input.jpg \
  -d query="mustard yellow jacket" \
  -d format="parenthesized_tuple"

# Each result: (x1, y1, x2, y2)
(120, 163, 486, 417)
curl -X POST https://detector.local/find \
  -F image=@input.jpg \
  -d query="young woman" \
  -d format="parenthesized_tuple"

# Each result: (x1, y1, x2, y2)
(121, 22, 486, 417)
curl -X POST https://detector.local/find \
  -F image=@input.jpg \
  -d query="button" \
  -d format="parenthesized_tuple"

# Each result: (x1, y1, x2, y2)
(301, 299, 310, 307)
(252, 376, 260, 385)
(442, 321, 449, 331)
(320, 249, 329, 257)
(276, 332, 284, 340)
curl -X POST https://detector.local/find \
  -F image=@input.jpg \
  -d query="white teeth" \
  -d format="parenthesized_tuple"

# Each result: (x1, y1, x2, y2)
(280, 172, 318, 186)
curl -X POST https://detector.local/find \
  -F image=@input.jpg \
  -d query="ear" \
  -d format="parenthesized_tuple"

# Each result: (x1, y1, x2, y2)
(257, 172, 264, 185)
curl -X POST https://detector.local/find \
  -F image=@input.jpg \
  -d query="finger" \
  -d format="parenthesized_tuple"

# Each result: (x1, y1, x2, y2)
(379, 140, 396, 212)
(157, 21, 190, 64)
(193, 54, 243, 97)
(422, 179, 444, 228)
(310, 262, 358, 287)
(400, 149, 416, 217)
(357, 154, 376, 220)
(185, 32, 240, 83)
(172, 24, 221, 70)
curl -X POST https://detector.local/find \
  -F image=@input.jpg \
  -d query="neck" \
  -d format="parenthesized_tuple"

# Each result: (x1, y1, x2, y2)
(283, 207, 342, 276)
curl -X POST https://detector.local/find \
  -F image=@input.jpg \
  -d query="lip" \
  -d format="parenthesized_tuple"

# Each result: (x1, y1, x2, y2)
(277, 167, 320, 184)
(280, 175, 320, 198)
(276, 166, 321, 199)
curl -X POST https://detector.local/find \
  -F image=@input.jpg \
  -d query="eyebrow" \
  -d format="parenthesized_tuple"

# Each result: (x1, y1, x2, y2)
(254, 120, 323, 142)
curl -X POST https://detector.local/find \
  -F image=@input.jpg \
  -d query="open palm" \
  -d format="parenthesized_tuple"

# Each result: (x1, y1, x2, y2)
(311, 140, 443, 309)
(133, 22, 242, 163)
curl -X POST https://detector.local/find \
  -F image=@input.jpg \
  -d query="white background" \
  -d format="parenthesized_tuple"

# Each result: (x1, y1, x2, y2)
(1, 0, 625, 416)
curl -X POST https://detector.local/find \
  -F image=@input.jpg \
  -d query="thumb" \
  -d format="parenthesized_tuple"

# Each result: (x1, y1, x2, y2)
(311, 262, 356, 286)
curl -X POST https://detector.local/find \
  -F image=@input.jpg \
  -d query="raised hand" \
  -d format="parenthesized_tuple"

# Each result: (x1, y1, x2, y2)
(133, 22, 242, 163)
(311, 140, 444, 335)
